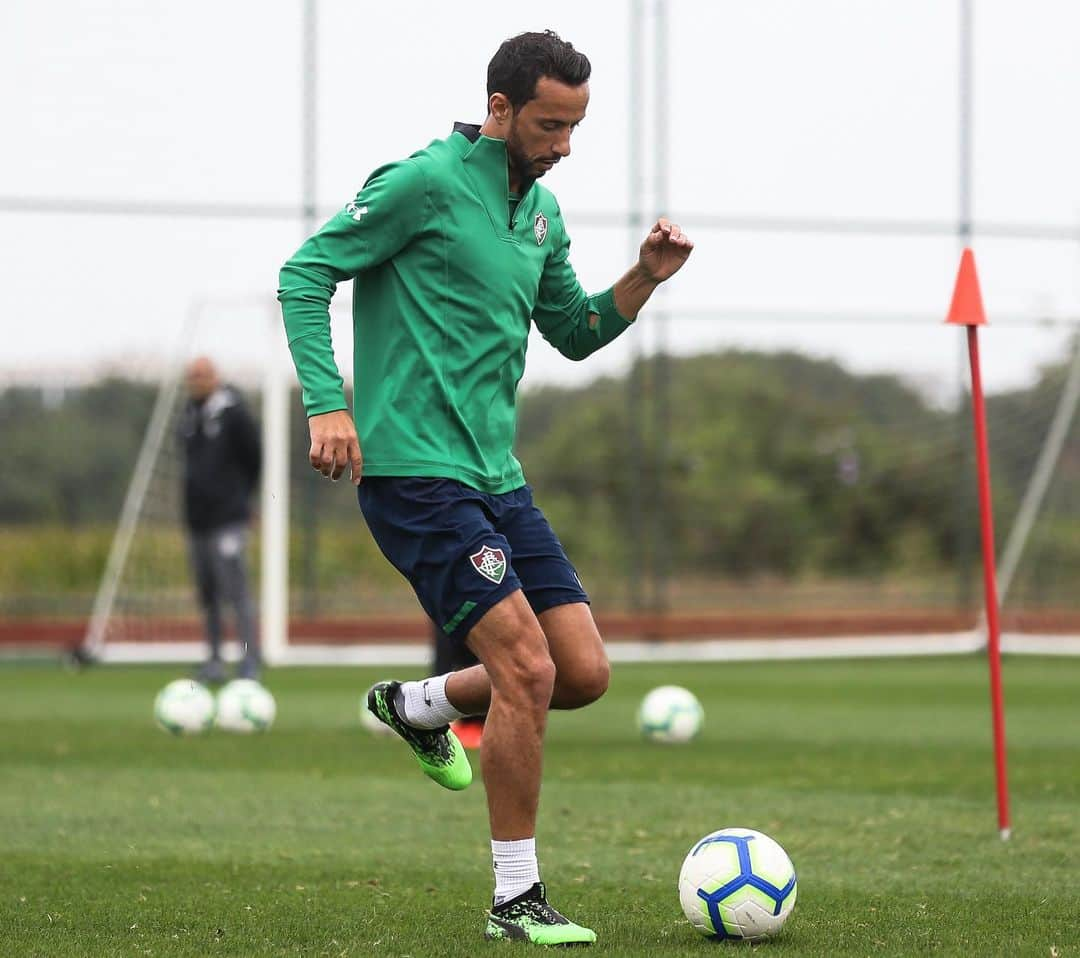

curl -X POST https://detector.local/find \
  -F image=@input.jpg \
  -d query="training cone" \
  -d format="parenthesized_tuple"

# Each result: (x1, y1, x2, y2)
(945, 248, 988, 327)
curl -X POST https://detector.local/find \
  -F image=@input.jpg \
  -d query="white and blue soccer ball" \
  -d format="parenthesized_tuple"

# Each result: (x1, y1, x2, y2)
(637, 685, 703, 743)
(215, 679, 276, 733)
(678, 827, 797, 941)
(154, 679, 215, 735)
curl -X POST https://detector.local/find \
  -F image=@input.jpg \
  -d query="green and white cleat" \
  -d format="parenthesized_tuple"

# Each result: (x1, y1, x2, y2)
(484, 882, 596, 947)
(366, 681, 472, 791)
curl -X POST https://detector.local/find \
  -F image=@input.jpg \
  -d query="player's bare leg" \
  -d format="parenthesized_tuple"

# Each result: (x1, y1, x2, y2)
(536, 602, 610, 708)
(444, 602, 608, 714)
(465, 592, 553, 839)
(464, 591, 597, 945)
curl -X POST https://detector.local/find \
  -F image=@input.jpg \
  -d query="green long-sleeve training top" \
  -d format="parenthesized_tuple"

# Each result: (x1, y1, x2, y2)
(277, 122, 633, 494)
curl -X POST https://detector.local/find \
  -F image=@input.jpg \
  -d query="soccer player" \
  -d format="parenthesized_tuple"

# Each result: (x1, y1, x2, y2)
(277, 30, 692, 946)
(179, 357, 262, 683)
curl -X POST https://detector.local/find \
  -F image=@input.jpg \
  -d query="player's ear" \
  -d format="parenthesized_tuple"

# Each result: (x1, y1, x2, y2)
(488, 92, 512, 126)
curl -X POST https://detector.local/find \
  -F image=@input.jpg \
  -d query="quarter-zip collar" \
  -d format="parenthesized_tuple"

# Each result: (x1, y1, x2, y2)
(449, 121, 536, 232)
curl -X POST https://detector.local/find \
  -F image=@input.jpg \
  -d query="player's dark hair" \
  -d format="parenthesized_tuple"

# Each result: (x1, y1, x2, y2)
(487, 30, 591, 112)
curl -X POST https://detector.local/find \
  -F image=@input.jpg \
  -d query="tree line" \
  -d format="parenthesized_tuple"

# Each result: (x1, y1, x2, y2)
(2, 349, 1076, 587)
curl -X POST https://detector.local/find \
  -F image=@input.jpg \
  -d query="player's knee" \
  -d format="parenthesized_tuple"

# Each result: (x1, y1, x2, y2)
(500, 644, 556, 711)
(520, 652, 557, 710)
(560, 655, 609, 708)
(583, 656, 610, 703)
(475, 600, 556, 709)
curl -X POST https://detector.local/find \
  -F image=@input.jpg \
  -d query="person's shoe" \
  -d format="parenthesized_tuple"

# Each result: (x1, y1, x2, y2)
(195, 658, 228, 685)
(236, 657, 262, 681)
(484, 882, 597, 946)
(450, 715, 485, 750)
(366, 681, 472, 790)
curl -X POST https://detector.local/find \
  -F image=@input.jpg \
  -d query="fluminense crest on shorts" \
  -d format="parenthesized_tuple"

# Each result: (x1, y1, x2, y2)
(534, 211, 548, 246)
(469, 544, 507, 584)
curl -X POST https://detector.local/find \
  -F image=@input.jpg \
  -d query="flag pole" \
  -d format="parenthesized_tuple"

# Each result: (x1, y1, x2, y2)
(946, 248, 1011, 840)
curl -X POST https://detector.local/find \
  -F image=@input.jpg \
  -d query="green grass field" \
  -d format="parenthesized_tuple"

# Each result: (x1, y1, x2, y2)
(2, 657, 1077, 956)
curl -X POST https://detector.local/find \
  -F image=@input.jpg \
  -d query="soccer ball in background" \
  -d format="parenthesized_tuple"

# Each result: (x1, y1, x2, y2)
(154, 679, 215, 735)
(637, 685, 703, 743)
(215, 679, 276, 733)
(678, 827, 797, 941)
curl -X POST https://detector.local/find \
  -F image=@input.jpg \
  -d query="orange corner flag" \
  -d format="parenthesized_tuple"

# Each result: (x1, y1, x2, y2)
(945, 247, 988, 326)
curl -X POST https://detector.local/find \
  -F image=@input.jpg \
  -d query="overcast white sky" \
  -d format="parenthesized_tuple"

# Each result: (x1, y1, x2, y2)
(2, 0, 1079, 399)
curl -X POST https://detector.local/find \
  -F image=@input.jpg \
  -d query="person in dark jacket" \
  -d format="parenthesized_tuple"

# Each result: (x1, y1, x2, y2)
(180, 357, 261, 683)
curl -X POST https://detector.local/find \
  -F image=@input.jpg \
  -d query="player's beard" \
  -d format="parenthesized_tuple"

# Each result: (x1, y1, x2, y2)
(505, 121, 553, 184)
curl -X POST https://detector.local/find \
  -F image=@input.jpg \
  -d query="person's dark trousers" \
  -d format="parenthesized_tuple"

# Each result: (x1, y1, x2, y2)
(431, 620, 485, 743)
(189, 522, 260, 680)
(432, 619, 479, 675)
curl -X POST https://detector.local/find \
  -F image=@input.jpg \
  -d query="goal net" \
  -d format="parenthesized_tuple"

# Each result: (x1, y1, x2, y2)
(77, 299, 360, 664)
(78, 300, 267, 663)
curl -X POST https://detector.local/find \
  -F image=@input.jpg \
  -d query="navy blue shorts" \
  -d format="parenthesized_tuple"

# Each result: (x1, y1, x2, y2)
(357, 478, 589, 643)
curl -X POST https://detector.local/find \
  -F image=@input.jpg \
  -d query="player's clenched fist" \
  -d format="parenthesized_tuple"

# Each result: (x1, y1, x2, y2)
(638, 217, 693, 283)
(308, 409, 363, 484)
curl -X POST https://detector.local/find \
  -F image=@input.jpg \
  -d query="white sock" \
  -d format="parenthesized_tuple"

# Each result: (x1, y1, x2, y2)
(492, 837, 540, 906)
(396, 674, 464, 729)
